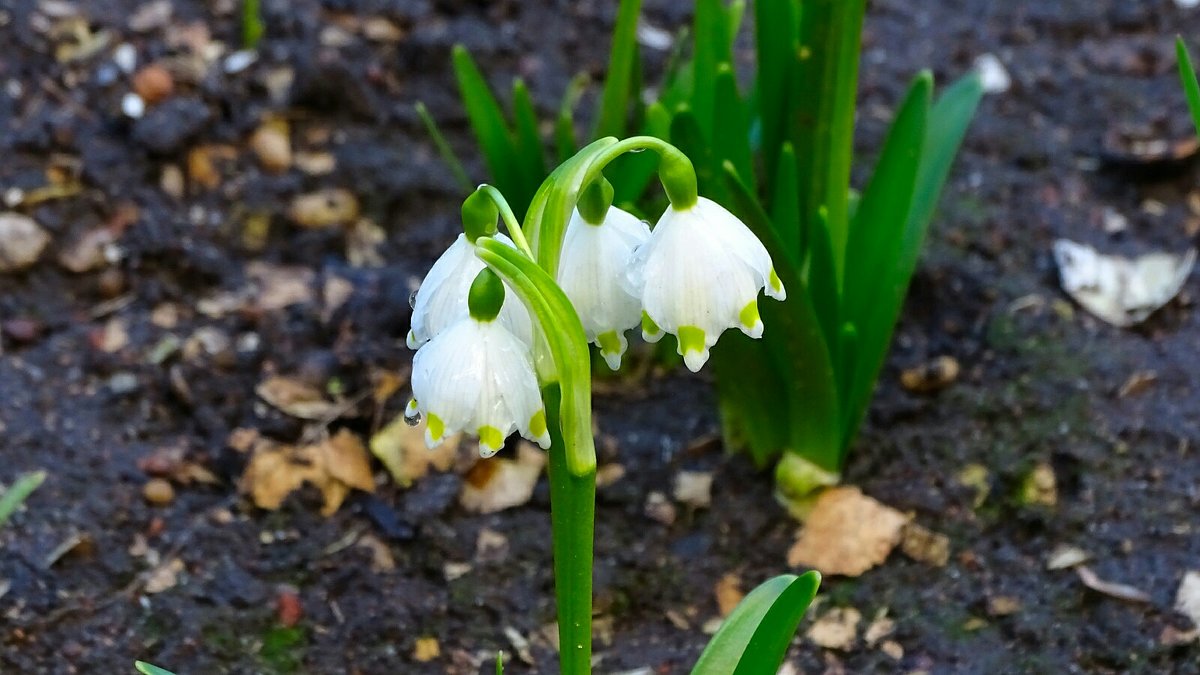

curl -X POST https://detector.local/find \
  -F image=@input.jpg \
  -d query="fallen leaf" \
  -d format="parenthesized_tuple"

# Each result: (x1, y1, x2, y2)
(459, 442, 545, 514)
(787, 487, 909, 577)
(900, 523, 950, 567)
(673, 470, 713, 508)
(1076, 565, 1152, 603)
(1053, 239, 1196, 327)
(369, 415, 460, 488)
(1019, 462, 1057, 507)
(899, 355, 960, 393)
(0, 213, 51, 272)
(288, 189, 359, 228)
(347, 218, 385, 268)
(1117, 370, 1157, 398)
(806, 607, 861, 651)
(880, 640, 904, 660)
(247, 261, 315, 311)
(644, 491, 676, 525)
(443, 562, 471, 581)
(256, 376, 341, 420)
(987, 595, 1022, 616)
(863, 609, 895, 646)
(1175, 571, 1200, 627)
(143, 558, 184, 594)
(294, 151, 336, 175)
(713, 574, 743, 617)
(322, 276, 355, 323)
(356, 533, 396, 572)
(240, 429, 375, 516)
(1046, 544, 1091, 570)
(504, 626, 535, 665)
(413, 636, 440, 662)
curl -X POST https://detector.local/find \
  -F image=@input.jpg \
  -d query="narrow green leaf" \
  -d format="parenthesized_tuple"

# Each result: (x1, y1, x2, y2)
(134, 662, 176, 675)
(840, 72, 981, 455)
(594, 0, 643, 138)
(669, 108, 721, 200)
(241, 0, 263, 49)
(726, 0, 747, 41)
(721, 162, 842, 470)
(805, 206, 841, 370)
(713, 63, 755, 187)
(511, 79, 547, 216)
(691, 572, 821, 675)
(0, 471, 45, 528)
(555, 74, 590, 164)
(415, 102, 472, 192)
(755, 0, 795, 185)
(452, 45, 520, 202)
(692, 0, 733, 137)
(769, 142, 800, 256)
(658, 26, 694, 111)
(1177, 37, 1200, 136)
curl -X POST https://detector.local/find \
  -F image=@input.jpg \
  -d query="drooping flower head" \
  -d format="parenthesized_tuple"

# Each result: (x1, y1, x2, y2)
(409, 268, 549, 458)
(407, 232, 532, 349)
(557, 204, 651, 370)
(626, 196, 785, 372)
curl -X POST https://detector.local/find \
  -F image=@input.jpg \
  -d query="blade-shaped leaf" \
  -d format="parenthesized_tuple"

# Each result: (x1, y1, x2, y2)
(415, 102, 472, 192)
(721, 162, 842, 470)
(0, 471, 45, 528)
(511, 79, 548, 216)
(692, 0, 734, 137)
(1177, 37, 1200, 136)
(691, 572, 821, 675)
(769, 142, 800, 256)
(754, 0, 796, 186)
(713, 63, 755, 188)
(594, 0, 643, 139)
(134, 663, 176, 675)
(452, 45, 520, 200)
(841, 72, 981, 453)
(555, 73, 590, 163)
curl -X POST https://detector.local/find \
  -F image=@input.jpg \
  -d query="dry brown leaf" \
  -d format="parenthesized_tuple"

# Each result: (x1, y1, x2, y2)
(369, 415, 460, 488)
(1117, 370, 1157, 398)
(322, 276, 355, 323)
(143, 558, 184, 594)
(806, 607, 861, 651)
(863, 609, 895, 646)
(240, 430, 375, 516)
(900, 523, 950, 567)
(0, 212, 50, 272)
(1075, 566, 1152, 603)
(247, 261, 315, 311)
(412, 637, 440, 662)
(459, 442, 545, 514)
(714, 574, 744, 617)
(673, 471, 713, 508)
(1175, 571, 1200, 627)
(256, 376, 340, 420)
(356, 533, 396, 572)
(787, 487, 909, 576)
(1054, 239, 1196, 327)
(288, 188, 359, 228)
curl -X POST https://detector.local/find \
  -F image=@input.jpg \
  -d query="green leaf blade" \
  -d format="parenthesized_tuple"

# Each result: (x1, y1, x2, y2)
(594, 0, 643, 139)
(452, 45, 520, 201)
(691, 572, 821, 675)
(1177, 37, 1200, 136)
(415, 101, 472, 192)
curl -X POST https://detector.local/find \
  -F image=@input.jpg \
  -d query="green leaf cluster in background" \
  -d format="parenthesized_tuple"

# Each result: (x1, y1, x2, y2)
(422, 0, 981, 495)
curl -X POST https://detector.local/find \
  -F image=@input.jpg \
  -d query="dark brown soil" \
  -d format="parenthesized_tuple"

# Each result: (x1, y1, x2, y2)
(2, 1, 1199, 673)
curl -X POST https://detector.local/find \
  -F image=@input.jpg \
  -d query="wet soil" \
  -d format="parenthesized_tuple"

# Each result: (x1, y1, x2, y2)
(1, 0, 1199, 673)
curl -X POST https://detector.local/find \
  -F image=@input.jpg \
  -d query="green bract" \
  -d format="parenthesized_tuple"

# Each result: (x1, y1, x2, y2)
(423, 0, 982, 499)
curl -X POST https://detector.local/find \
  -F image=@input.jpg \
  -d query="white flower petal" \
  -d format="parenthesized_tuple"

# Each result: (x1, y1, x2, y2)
(558, 206, 650, 369)
(408, 234, 533, 349)
(410, 317, 547, 454)
(626, 197, 781, 371)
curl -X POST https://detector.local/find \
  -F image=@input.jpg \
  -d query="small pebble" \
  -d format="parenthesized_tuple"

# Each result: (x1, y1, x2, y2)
(143, 478, 175, 505)
(132, 65, 174, 105)
(250, 123, 292, 173)
(121, 92, 146, 119)
(113, 43, 137, 73)
(223, 50, 257, 74)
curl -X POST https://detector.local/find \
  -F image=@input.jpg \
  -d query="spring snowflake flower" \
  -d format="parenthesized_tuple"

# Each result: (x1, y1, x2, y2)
(408, 316, 550, 458)
(407, 233, 531, 349)
(626, 197, 785, 372)
(557, 206, 651, 370)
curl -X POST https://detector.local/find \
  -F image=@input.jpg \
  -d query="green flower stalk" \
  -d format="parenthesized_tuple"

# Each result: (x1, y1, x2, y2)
(404, 137, 793, 674)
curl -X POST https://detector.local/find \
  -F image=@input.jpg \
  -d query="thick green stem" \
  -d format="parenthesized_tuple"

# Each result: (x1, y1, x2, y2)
(544, 384, 596, 675)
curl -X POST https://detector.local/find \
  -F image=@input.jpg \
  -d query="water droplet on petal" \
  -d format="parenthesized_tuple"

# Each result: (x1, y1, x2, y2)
(404, 411, 422, 426)
(628, 148, 646, 153)
(408, 290, 418, 309)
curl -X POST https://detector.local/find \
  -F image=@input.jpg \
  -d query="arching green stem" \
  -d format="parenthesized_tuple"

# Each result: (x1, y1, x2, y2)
(475, 184, 534, 258)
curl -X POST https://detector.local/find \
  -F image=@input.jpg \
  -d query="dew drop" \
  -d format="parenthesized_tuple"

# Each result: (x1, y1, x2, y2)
(628, 148, 646, 153)
(408, 290, 419, 309)
(404, 411, 422, 426)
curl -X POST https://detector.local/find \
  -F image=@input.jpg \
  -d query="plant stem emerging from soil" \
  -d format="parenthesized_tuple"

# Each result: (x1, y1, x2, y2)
(544, 384, 596, 674)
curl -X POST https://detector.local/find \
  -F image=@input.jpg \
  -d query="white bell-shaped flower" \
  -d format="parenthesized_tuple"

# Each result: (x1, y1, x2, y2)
(625, 196, 785, 373)
(409, 316, 550, 458)
(557, 206, 651, 370)
(407, 233, 532, 349)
